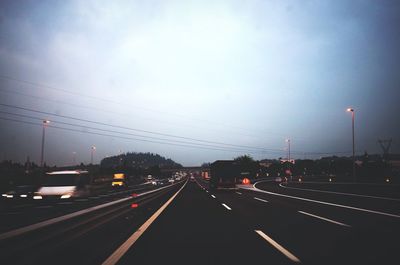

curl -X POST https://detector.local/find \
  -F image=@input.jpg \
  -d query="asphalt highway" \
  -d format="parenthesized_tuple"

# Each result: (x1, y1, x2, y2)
(0, 177, 398, 265)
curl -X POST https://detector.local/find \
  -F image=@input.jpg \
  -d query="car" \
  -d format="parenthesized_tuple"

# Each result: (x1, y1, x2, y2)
(1, 185, 38, 200)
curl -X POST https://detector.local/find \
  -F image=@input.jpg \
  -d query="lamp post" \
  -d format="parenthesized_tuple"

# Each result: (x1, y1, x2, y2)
(286, 138, 291, 162)
(347, 108, 356, 182)
(90, 146, 96, 164)
(40, 120, 50, 167)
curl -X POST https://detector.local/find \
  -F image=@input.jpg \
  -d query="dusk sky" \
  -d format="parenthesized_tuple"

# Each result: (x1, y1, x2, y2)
(0, 0, 399, 166)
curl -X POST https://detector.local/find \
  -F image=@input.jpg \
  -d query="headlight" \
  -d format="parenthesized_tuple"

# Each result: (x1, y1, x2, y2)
(33, 192, 42, 200)
(61, 194, 72, 199)
(6, 194, 13, 198)
(20, 194, 28, 198)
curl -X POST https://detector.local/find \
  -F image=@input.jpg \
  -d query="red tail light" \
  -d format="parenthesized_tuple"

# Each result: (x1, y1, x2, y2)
(242, 178, 250, 185)
(131, 193, 138, 197)
(131, 203, 139, 208)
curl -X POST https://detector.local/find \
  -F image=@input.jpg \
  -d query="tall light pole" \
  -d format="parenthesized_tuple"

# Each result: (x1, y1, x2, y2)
(90, 146, 96, 164)
(40, 120, 50, 167)
(286, 138, 291, 161)
(347, 108, 356, 182)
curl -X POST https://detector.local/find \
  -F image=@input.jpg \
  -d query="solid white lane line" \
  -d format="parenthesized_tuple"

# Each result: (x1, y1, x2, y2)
(243, 182, 400, 219)
(102, 181, 188, 265)
(211, 195, 216, 199)
(254, 197, 268, 203)
(298, 211, 351, 227)
(279, 183, 400, 202)
(236, 192, 242, 195)
(255, 230, 301, 263)
(222, 203, 232, 210)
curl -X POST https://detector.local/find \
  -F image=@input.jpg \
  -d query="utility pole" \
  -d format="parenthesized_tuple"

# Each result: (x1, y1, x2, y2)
(286, 139, 291, 161)
(347, 108, 356, 182)
(90, 146, 96, 164)
(40, 120, 50, 167)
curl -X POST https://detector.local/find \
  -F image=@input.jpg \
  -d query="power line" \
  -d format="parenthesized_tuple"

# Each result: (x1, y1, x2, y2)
(0, 110, 275, 154)
(0, 102, 288, 153)
(0, 74, 290, 138)
(0, 116, 279, 155)
(0, 109, 352, 157)
(0, 87, 262, 139)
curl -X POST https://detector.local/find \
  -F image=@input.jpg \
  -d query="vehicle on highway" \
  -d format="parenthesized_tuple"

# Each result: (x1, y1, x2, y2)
(34, 170, 92, 200)
(1, 185, 38, 200)
(112, 173, 127, 188)
(209, 160, 239, 190)
(201, 170, 210, 181)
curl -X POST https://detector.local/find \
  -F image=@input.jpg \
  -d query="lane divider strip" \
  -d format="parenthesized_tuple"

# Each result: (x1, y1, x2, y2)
(255, 230, 301, 263)
(221, 203, 232, 211)
(102, 180, 188, 265)
(254, 197, 268, 203)
(279, 183, 400, 202)
(298, 211, 351, 227)
(239, 182, 400, 219)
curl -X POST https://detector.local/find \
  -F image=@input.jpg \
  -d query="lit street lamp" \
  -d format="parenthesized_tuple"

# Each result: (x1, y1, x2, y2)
(286, 138, 291, 161)
(40, 120, 50, 167)
(90, 146, 96, 164)
(347, 108, 356, 182)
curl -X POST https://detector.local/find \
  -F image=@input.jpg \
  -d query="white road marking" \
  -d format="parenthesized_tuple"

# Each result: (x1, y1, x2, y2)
(236, 192, 242, 195)
(254, 197, 268, 203)
(255, 230, 301, 263)
(206, 190, 209, 193)
(298, 211, 351, 227)
(211, 195, 216, 199)
(221, 203, 232, 210)
(279, 183, 400, 201)
(102, 181, 188, 265)
(241, 182, 400, 219)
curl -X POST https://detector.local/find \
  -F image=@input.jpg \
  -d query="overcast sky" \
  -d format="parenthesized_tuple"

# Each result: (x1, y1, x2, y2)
(0, 0, 399, 166)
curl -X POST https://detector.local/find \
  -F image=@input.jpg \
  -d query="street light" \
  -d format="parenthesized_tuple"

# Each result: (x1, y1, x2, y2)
(285, 138, 291, 161)
(90, 146, 96, 164)
(40, 120, 50, 167)
(347, 108, 356, 182)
